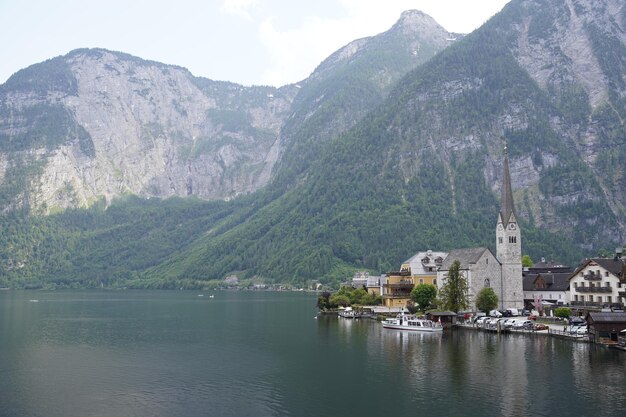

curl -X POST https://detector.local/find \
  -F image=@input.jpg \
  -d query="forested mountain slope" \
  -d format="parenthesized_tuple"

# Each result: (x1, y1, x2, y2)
(0, 10, 459, 288)
(143, 0, 626, 287)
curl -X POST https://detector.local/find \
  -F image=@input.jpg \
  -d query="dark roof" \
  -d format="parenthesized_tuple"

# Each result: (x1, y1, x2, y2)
(528, 261, 572, 274)
(523, 272, 571, 291)
(499, 151, 516, 223)
(440, 247, 494, 270)
(585, 312, 626, 323)
(571, 258, 626, 280)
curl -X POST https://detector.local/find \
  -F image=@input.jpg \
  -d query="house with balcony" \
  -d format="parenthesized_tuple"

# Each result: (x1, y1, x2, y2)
(569, 256, 626, 309)
(382, 267, 414, 308)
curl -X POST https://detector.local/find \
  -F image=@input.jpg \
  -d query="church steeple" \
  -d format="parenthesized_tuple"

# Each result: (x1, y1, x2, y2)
(496, 142, 523, 309)
(499, 144, 516, 224)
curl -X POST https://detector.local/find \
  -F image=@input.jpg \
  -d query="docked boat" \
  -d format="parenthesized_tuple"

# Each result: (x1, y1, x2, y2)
(381, 313, 443, 332)
(338, 307, 358, 318)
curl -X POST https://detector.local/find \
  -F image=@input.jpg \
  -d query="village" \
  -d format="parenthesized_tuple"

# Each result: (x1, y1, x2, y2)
(329, 149, 626, 350)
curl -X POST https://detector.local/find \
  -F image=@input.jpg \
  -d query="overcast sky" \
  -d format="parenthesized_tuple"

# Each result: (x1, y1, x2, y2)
(0, 0, 510, 87)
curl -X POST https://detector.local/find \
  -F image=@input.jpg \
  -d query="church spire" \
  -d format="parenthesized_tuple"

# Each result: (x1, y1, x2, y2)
(500, 144, 515, 223)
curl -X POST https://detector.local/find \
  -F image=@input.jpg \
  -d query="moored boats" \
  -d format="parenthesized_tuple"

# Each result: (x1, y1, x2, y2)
(381, 312, 443, 332)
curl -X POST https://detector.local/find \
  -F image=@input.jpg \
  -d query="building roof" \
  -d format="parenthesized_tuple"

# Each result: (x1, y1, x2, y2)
(528, 260, 572, 274)
(499, 149, 516, 224)
(523, 272, 571, 292)
(571, 257, 626, 280)
(403, 250, 448, 275)
(585, 312, 626, 323)
(440, 247, 495, 270)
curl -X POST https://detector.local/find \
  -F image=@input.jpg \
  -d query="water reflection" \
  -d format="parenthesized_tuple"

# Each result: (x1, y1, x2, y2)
(2, 291, 626, 417)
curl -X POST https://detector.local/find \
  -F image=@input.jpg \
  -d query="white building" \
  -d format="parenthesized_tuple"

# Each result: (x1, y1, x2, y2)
(569, 256, 626, 308)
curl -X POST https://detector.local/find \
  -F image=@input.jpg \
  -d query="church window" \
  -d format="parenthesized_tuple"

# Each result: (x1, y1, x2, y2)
(508, 236, 517, 243)
(486, 258, 488, 264)
(498, 237, 503, 244)
(484, 278, 490, 288)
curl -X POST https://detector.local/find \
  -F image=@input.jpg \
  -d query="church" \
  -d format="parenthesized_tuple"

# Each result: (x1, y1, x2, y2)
(379, 148, 524, 310)
(435, 147, 524, 310)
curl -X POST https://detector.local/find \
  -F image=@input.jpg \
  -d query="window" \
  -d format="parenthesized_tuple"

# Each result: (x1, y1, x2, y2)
(574, 295, 578, 301)
(608, 296, 612, 303)
(606, 282, 611, 288)
(597, 296, 602, 303)
(498, 237, 503, 244)
(574, 282, 578, 288)
(419, 279, 424, 284)
(433, 279, 437, 286)
(509, 236, 517, 243)
(605, 271, 609, 277)
(486, 258, 488, 264)
(484, 278, 490, 288)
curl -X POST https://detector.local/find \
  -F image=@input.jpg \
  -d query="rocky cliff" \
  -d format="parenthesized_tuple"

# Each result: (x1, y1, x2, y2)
(0, 10, 455, 213)
(0, 49, 297, 212)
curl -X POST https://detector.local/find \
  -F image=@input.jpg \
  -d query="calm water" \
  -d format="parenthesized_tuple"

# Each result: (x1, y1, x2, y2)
(1, 290, 625, 417)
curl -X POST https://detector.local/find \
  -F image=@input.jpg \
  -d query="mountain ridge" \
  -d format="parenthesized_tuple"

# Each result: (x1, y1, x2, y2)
(1, 0, 625, 289)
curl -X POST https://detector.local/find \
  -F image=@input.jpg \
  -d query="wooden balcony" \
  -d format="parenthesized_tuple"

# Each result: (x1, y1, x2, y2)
(575, 286, 612, 293)
(583, 273, 602, 281)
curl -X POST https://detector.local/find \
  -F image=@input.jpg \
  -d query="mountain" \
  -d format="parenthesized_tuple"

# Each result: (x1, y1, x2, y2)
(0, 10, 459, 288)
(0, 10, 455, 215)
(141, 0, 625, 286)
(1, 0, 624, 290)
(0, 48, 298, 213)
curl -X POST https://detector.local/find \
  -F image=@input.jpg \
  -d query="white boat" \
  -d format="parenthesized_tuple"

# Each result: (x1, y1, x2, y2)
(338, 306, 358, 318)
(381, 313, 443, 332)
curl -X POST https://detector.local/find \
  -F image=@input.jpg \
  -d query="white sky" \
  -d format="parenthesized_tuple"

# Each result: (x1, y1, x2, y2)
(0, 0, 510, 87)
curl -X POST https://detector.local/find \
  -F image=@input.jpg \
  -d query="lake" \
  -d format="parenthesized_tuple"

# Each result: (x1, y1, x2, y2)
(1, 290, 625, 417)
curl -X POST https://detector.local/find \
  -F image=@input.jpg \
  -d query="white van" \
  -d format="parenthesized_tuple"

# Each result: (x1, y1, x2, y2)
(506, 308, 520, 316)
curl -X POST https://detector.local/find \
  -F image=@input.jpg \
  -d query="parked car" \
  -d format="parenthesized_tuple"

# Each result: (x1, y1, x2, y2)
(533, 323, 549, 331)
(489, 310, 503, 317)
(501, 310, 513, 317)
(521, 309, 531, 316)
(576, 326, 588, 335)
(569, 325, 583, 335)
(504, 319, 519, 329)
(569, 317, 585, 326)
(513, 320, 533, 329)
(475, 316, 490, 326)
(506, 308, 520, 316)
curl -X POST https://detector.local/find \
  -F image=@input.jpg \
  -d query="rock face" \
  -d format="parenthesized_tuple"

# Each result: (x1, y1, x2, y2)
(0, 49, 297, 212)
(0, 9, 456, 213)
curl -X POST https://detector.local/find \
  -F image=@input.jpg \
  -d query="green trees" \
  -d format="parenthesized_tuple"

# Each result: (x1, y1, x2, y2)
(475, 287, 499, 315)
(438, 260, 469, 313)
(319, 286, 381, 309)
(522, 255, 533, 268)
(554, 307, 571, 319)
(410, 284, 437, 312)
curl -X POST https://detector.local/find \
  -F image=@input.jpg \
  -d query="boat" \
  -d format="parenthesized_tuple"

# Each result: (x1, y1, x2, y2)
(381, 312, 443, 332)
(338, 306, 358, 318)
